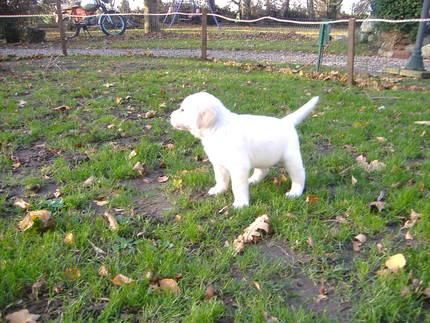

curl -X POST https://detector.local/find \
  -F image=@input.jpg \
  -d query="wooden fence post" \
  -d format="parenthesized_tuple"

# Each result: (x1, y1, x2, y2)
(201, 8, 208, 60)
(56, 0, 67, 56)
(347, 18, 356, 86)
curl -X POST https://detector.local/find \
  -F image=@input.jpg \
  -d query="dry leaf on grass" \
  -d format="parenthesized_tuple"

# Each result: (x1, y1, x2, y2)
(31, 279, 45, 300)
(157, 175, 169, 183)
(132, 162, 145, 176)
(83, 176, 96, 187)
(253, 281, 262, 291)
(385, 253, 406, 273)
(98, 265, 110, 277)
(402, 209, 421, 229)
(63, 232, 75, 245)
(94, 199, 109, 206)
(204, 285, 217, 300)
(111, 274, 134, 286)
(305, 195, 319, 204)
(158, 278, 180, 295)
(405, 231, 413, 240)
(64, 268, 81, 280)
(103, 212, 119, 231)
(356, 155, 386, 172)
(18, 100, 27, 108)
(423, 287, 430, 298)
(6, 309, 40, 323)
(376, 136, 386, 142)
(306, 236, 314, 248)
(53, 105, 72, 112)
(414, 121, 430, 126)
(233, 214, 271, 254)
(18, 210, 55, 232)
(351, 175, 358, 186)
(128, 150, 137, 160)
(352, 233, 367, 252)
(88, 240, 107, 256)
(14, 198, 31, 209)
(144, 110, 157, 119)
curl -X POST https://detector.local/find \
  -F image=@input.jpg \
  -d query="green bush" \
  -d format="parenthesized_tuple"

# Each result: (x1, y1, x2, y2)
(374, 0, 422, 37)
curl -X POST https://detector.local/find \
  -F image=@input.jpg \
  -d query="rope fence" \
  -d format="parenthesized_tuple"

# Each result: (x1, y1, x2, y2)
(1, 11, 429, 84)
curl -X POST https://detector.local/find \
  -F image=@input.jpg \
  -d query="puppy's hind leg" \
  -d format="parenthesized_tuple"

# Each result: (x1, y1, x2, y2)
(283, 147, 306, 198)
(208, 164, 230, 196)
(248, 168, 269, 185)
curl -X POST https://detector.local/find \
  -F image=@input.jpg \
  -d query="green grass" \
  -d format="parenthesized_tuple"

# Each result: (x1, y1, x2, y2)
(47, 26, 376, 56)
(0, 56, 429, 322)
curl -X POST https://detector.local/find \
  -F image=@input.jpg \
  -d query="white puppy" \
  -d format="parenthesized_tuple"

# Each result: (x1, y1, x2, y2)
(170, 92, 319, 208)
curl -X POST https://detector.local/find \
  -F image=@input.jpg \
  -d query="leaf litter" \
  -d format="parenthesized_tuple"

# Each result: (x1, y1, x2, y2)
(233, 214, 271, 254)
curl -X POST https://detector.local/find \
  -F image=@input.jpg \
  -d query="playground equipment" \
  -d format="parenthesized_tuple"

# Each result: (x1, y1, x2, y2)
(163, 0, 219, 27)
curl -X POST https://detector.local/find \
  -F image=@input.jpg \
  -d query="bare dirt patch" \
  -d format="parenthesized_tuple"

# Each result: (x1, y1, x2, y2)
(257, 240, 352, 321)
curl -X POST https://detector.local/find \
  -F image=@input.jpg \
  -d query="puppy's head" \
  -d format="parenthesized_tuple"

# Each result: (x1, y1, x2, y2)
(170, 92, 219, 137)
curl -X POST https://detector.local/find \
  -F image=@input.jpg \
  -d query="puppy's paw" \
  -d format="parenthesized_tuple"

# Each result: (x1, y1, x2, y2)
(208, 186, 226, 196)
(232, 200, 249, 209)
(285, 191, 302, 199)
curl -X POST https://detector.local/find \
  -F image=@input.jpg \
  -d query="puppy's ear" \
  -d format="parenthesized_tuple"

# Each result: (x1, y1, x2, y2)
(196, 107, 217, 129)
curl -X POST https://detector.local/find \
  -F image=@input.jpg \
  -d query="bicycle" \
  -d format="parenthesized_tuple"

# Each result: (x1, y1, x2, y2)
(61, 0, 126, 39)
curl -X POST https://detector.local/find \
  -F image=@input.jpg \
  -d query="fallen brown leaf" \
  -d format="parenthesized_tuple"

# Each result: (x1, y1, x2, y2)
(6, 309, 40, 323)
(83, 176, 96, 187)
(14, 198, 31, 209)
(405, 231, 413, 240)
(18, 100, 27, 108)
(423, 287, 430, 298)
(144, 110, 157, 119)
(53, 105, 72, 112)
(305, 195, 320, 204)
(94, 199, 109, 206)
(306, 236, 314, 248)
(253, 281, 262, 291)
(204, 285, 217, 300)
(233, 214, 271, 254)
(88, 240, 107, 255)
(158, 278, 180, 295)
(356, 155, 386, 172)
(98, 265, 110, 277)
(351, 175, 358, 186)
(369, 201, 385, 212)
(132, 162, 145, 176)
(111, 274, 134, 286)
(402, 209, 421, 229)
(18, 210, 54, 232)
(352, 233, 367, 252)
(31, 279, 45, 300)
(157, 175, 169, 183)
(103, 212, 119, 231)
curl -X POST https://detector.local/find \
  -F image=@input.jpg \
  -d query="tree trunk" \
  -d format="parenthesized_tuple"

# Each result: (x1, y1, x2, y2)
(144, 0, 160, 33)
(307, 0, 315, 18)
(282, 0, 290, 17)
(240, 0, 252, 19)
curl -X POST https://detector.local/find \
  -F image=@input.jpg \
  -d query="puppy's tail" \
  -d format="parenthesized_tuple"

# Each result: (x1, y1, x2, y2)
(283, 96, 319, 126)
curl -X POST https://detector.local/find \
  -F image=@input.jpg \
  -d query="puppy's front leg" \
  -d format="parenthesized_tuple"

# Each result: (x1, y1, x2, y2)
(208, 164, 230, 196)
(231, 168, 250, 208)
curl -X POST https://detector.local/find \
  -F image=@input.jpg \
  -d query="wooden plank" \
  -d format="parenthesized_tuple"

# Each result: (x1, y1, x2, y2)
(347, 18, 356, 86)
(201, 8, 208, 60)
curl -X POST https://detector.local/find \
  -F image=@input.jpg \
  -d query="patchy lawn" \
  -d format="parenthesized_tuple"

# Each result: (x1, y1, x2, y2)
(0, 56, 429, 322)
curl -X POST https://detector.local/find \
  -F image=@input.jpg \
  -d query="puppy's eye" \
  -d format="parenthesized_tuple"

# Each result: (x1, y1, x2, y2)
(180, 108, 185, 112)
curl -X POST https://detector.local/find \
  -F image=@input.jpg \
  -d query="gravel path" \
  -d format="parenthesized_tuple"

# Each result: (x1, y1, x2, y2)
(1, 46, 429, 74)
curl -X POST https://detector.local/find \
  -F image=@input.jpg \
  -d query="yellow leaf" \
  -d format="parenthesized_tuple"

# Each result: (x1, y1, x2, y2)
(83, 176, 96, 187)
(159, 278, 180, 295)
(18, 210, 54, 232)
(63, 232, 75, 245)
(385, 254, 406, 272)
(305, 195, 319, 204)
(64, 267, 81, 280)
(111, 274, 134, 286)
(94, 199, 109, 206)
(128, 150, 137, 160)
(5, 309, 40, 323)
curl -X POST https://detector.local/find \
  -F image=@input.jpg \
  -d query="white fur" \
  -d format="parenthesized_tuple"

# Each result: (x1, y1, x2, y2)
(170, 92, 319, 208)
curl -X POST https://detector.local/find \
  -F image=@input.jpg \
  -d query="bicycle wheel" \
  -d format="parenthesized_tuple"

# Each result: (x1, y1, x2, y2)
(99, 14, 126, 36)
(62, 17, 80, 39)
